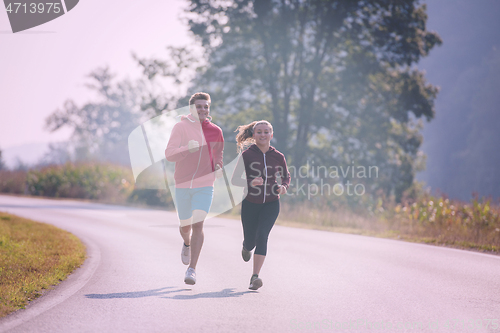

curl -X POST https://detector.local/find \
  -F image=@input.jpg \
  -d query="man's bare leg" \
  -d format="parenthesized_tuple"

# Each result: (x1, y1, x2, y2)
(179, 221, 192, 246)
(188, 210, 207, 269)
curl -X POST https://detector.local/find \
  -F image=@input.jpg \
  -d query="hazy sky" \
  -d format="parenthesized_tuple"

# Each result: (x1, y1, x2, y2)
(0, 0, 189, 149)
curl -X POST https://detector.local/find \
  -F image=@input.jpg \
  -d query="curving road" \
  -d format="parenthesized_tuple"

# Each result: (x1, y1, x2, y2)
(0, 195, 499, 333)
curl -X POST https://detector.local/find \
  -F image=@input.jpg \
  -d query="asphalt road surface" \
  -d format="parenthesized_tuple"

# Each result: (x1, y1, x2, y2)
(0, 195, 499, 333)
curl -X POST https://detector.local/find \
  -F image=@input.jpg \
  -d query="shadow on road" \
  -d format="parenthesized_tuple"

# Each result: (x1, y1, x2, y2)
(85, 287, 253, 299)
(85, 287, 254, 300)
(149, 224, 224, 228)
(85, 287, 182, 299)
(163, 288, 254, 300)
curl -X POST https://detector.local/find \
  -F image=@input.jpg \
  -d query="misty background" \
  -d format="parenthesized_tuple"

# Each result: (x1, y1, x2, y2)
(416, 0, 500, 201)
(1, 0, 499, 202)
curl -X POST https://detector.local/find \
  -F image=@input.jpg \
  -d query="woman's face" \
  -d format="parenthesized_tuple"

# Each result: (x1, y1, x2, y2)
(253, 123, 273, 145)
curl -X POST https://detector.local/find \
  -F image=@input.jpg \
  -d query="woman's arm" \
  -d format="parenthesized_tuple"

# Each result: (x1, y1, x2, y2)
(278, 155, 291, 194)
(231, 154, 249, 187)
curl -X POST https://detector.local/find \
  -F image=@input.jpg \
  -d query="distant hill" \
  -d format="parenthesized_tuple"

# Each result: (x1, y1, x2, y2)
(2, 142, 50, 169)
(417, 0, 500, 200)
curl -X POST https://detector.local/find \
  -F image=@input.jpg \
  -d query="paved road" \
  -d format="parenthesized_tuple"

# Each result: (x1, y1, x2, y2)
(0, 195, 499, 333)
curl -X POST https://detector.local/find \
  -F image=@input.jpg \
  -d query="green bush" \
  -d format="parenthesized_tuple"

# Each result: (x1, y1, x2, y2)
(26, 163, 134, 203)
(0, 170, 27, 194)
(127, 189, 174, 208)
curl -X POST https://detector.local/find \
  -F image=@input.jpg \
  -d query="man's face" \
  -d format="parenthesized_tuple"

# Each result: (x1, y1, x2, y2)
(190, 99, 210, 122)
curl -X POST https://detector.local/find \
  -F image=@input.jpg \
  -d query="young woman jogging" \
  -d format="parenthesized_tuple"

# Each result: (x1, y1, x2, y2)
(231, 120, 290, 290)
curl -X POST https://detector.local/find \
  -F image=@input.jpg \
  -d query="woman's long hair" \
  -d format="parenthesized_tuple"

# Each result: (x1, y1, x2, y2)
(235, 120, 273, 152)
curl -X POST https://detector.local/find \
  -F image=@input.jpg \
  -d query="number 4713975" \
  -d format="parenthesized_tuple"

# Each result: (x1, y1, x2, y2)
(5, 3, 61, 14)
(486, 319, 499, 330)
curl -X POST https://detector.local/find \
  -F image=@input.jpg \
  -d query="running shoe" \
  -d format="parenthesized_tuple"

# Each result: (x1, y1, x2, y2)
(241, 242, 251, 262)
(184, 267, 196, 285)
(181, 243, 190, 265)
(249, 274, 263, 290)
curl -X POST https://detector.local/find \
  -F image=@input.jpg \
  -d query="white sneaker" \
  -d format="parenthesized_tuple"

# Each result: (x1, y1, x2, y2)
(181, 243, 190, 265)
(184, 267, 196, 285)
(249, 274, 262, 290)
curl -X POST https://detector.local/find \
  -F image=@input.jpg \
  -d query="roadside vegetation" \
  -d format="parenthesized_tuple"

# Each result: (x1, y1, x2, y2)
(1, 162, 499, 254)
(0, 212, 86, 318)
(26, 163, 133, 203)
(0, 162, 173, 208)
(0, 170, 26, 195)
(278, 194, 500, 254)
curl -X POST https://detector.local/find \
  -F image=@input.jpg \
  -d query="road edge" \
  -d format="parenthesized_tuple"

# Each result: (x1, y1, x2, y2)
(0, 235, 101, 332)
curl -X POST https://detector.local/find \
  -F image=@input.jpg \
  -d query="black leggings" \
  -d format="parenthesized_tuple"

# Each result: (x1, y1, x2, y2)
(241, 199, 280, 256)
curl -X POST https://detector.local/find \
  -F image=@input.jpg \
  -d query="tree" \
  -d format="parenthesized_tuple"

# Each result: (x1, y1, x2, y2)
(175, 0, 441, 201)
(132, 46, 202, 116)
(45, 67, 146, 165)
(0, 148, 6, 170)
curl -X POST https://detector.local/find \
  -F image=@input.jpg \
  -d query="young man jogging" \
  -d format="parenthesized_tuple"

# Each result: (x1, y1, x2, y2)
(165, 92, 224, 285)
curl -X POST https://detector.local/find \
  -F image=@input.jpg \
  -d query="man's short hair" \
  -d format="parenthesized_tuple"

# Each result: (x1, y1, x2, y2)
(189, 92, 211, 105)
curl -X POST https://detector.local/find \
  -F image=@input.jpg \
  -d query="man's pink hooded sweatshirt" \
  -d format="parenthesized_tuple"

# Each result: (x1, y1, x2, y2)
(165, 114, 224, 188)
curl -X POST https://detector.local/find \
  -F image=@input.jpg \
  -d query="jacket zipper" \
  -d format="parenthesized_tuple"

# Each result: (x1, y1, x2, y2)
(190, 122, 204, 189)
(262, 152, 267, 203)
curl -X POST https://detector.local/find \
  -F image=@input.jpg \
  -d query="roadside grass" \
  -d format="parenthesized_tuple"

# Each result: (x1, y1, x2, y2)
(276, 196, 500, 254)
(220, 196, 500, 255)
(0, 212, 86, 318)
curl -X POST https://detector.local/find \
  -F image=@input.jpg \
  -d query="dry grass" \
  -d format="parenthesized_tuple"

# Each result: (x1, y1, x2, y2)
(0, 212, 86, 318)
(276, 198, 500, 254)
(276, 202, 391, 239)
(390, 195, 500, 253)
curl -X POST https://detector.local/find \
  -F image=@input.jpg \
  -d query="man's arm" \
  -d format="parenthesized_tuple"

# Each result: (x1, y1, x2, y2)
(214, 129, 224, 169)
(231, 154, 249, 188)
(165, 124, 190, 162)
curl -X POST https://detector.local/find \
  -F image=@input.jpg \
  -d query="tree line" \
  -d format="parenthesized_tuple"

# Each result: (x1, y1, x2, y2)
(45, 0, 441, 203)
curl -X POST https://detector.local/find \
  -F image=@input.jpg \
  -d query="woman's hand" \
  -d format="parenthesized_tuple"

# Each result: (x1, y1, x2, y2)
(251, 177, 264, 187)
(278, 185, 287, 195)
